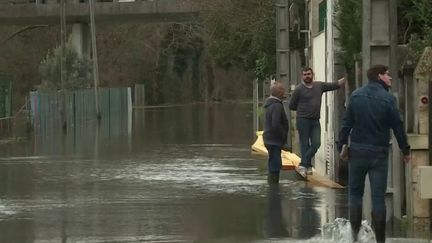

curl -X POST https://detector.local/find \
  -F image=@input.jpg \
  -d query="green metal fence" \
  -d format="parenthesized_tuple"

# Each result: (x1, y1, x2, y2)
(30, 87, 131, 131)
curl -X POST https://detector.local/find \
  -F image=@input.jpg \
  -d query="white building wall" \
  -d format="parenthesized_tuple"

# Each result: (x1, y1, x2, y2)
(310, 0, 337, 180)
(311, 0, 338, 227)
(325, 0, 336, 180)
(312, 34, 326, 82)
(312, 32, 327, 177)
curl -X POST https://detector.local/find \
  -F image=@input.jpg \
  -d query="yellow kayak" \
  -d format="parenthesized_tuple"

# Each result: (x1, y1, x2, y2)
(251, 131, 344, 189)
(251, 131, 300, 170)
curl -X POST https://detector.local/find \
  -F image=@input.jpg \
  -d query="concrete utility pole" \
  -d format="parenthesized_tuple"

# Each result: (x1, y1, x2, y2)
(276, 0, 292, 149)
(362, 0, 400, 219)
(276, 0, 290, 90)
(89, 0, 101, 122)
(362, 0, 398, 88)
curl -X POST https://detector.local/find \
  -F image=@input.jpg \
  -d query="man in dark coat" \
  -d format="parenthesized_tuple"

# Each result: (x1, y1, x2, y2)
(263, 82, 289, 184)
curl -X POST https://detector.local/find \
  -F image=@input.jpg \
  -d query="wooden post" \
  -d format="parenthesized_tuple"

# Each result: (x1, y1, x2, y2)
(60, 0, 67, 132)
(89, 0, 101, 122)
(253, 79, 259, 136)
(134, 84, 145, 107)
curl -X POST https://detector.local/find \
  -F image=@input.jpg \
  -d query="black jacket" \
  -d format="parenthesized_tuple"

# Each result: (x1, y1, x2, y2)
(338, 80, 410, 158)
(263, 97, 289, 146)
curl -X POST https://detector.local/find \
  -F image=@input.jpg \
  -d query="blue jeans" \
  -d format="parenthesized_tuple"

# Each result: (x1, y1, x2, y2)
(265, 145, 282, 174)
(349, 157, 388, 213)
(296, 118, 321, 168)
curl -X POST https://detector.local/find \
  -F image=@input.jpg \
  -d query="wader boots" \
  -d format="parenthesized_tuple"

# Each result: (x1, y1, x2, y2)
(349, 206, 362, 242)
(371, 211, 386, 243)
(267, 172, 280, 184)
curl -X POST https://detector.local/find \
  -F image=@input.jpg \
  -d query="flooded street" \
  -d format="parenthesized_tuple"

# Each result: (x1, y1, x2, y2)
(0, 104, 425, 242)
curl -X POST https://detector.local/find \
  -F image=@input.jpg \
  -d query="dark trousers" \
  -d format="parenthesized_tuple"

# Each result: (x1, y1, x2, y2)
(265, 145, 282, 174)
(349, 157, 388, 242)
(348, 157, 388, 213)
(296, 118, 321, 168)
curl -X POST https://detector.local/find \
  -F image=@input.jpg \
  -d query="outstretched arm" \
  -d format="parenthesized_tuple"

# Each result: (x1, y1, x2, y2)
(322, 76, 346, 92)
(337, 76, 346, 86)
(389, 97, 411, 162)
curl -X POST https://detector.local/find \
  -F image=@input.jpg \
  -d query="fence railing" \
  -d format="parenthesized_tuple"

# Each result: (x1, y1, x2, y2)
(0, 0, 150, 4)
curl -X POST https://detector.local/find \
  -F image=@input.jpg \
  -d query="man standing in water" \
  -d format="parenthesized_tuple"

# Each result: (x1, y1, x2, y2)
(289, 67, 345, 177)
(263, 82, 289, 184)
(338, 65, 410, 243)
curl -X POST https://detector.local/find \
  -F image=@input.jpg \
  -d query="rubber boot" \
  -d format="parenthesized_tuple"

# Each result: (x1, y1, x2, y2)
(267, 172, 280, 184)
(349, 206, 362, 242)
(371, 211, 386, 243)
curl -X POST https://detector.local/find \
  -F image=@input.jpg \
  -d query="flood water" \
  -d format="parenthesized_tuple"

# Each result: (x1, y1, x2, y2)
(0, 103, 428, 242)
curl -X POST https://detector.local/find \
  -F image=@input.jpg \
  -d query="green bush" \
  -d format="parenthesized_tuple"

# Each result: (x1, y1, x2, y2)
(38, 40, 92, 91)
(400, 0, 432, 63)
(334, 0, 362, 70)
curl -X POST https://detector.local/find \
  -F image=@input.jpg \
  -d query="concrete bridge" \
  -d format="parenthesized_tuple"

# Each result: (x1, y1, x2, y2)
(0, 0, 201, 25)
(0, 0, 202, 57)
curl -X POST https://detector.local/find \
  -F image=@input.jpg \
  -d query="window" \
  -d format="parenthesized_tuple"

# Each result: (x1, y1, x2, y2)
(319, 0, 327, 32)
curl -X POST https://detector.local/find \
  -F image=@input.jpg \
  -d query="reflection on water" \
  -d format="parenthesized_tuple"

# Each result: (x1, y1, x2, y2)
(0, 103, 423, 242)
(264, 185, 289, 238)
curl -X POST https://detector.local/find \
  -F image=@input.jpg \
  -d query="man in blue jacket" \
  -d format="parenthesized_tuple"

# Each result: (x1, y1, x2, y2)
(263, 82, 289, 184)
(338, 64, 411, 243)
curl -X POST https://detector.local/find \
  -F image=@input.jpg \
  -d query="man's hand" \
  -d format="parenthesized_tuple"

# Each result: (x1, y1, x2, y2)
(338, 76, 346, 86)
(403, 154, 411, 163)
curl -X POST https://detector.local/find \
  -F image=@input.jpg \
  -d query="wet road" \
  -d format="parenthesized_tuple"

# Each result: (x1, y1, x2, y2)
(0, 103, 419, 242)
